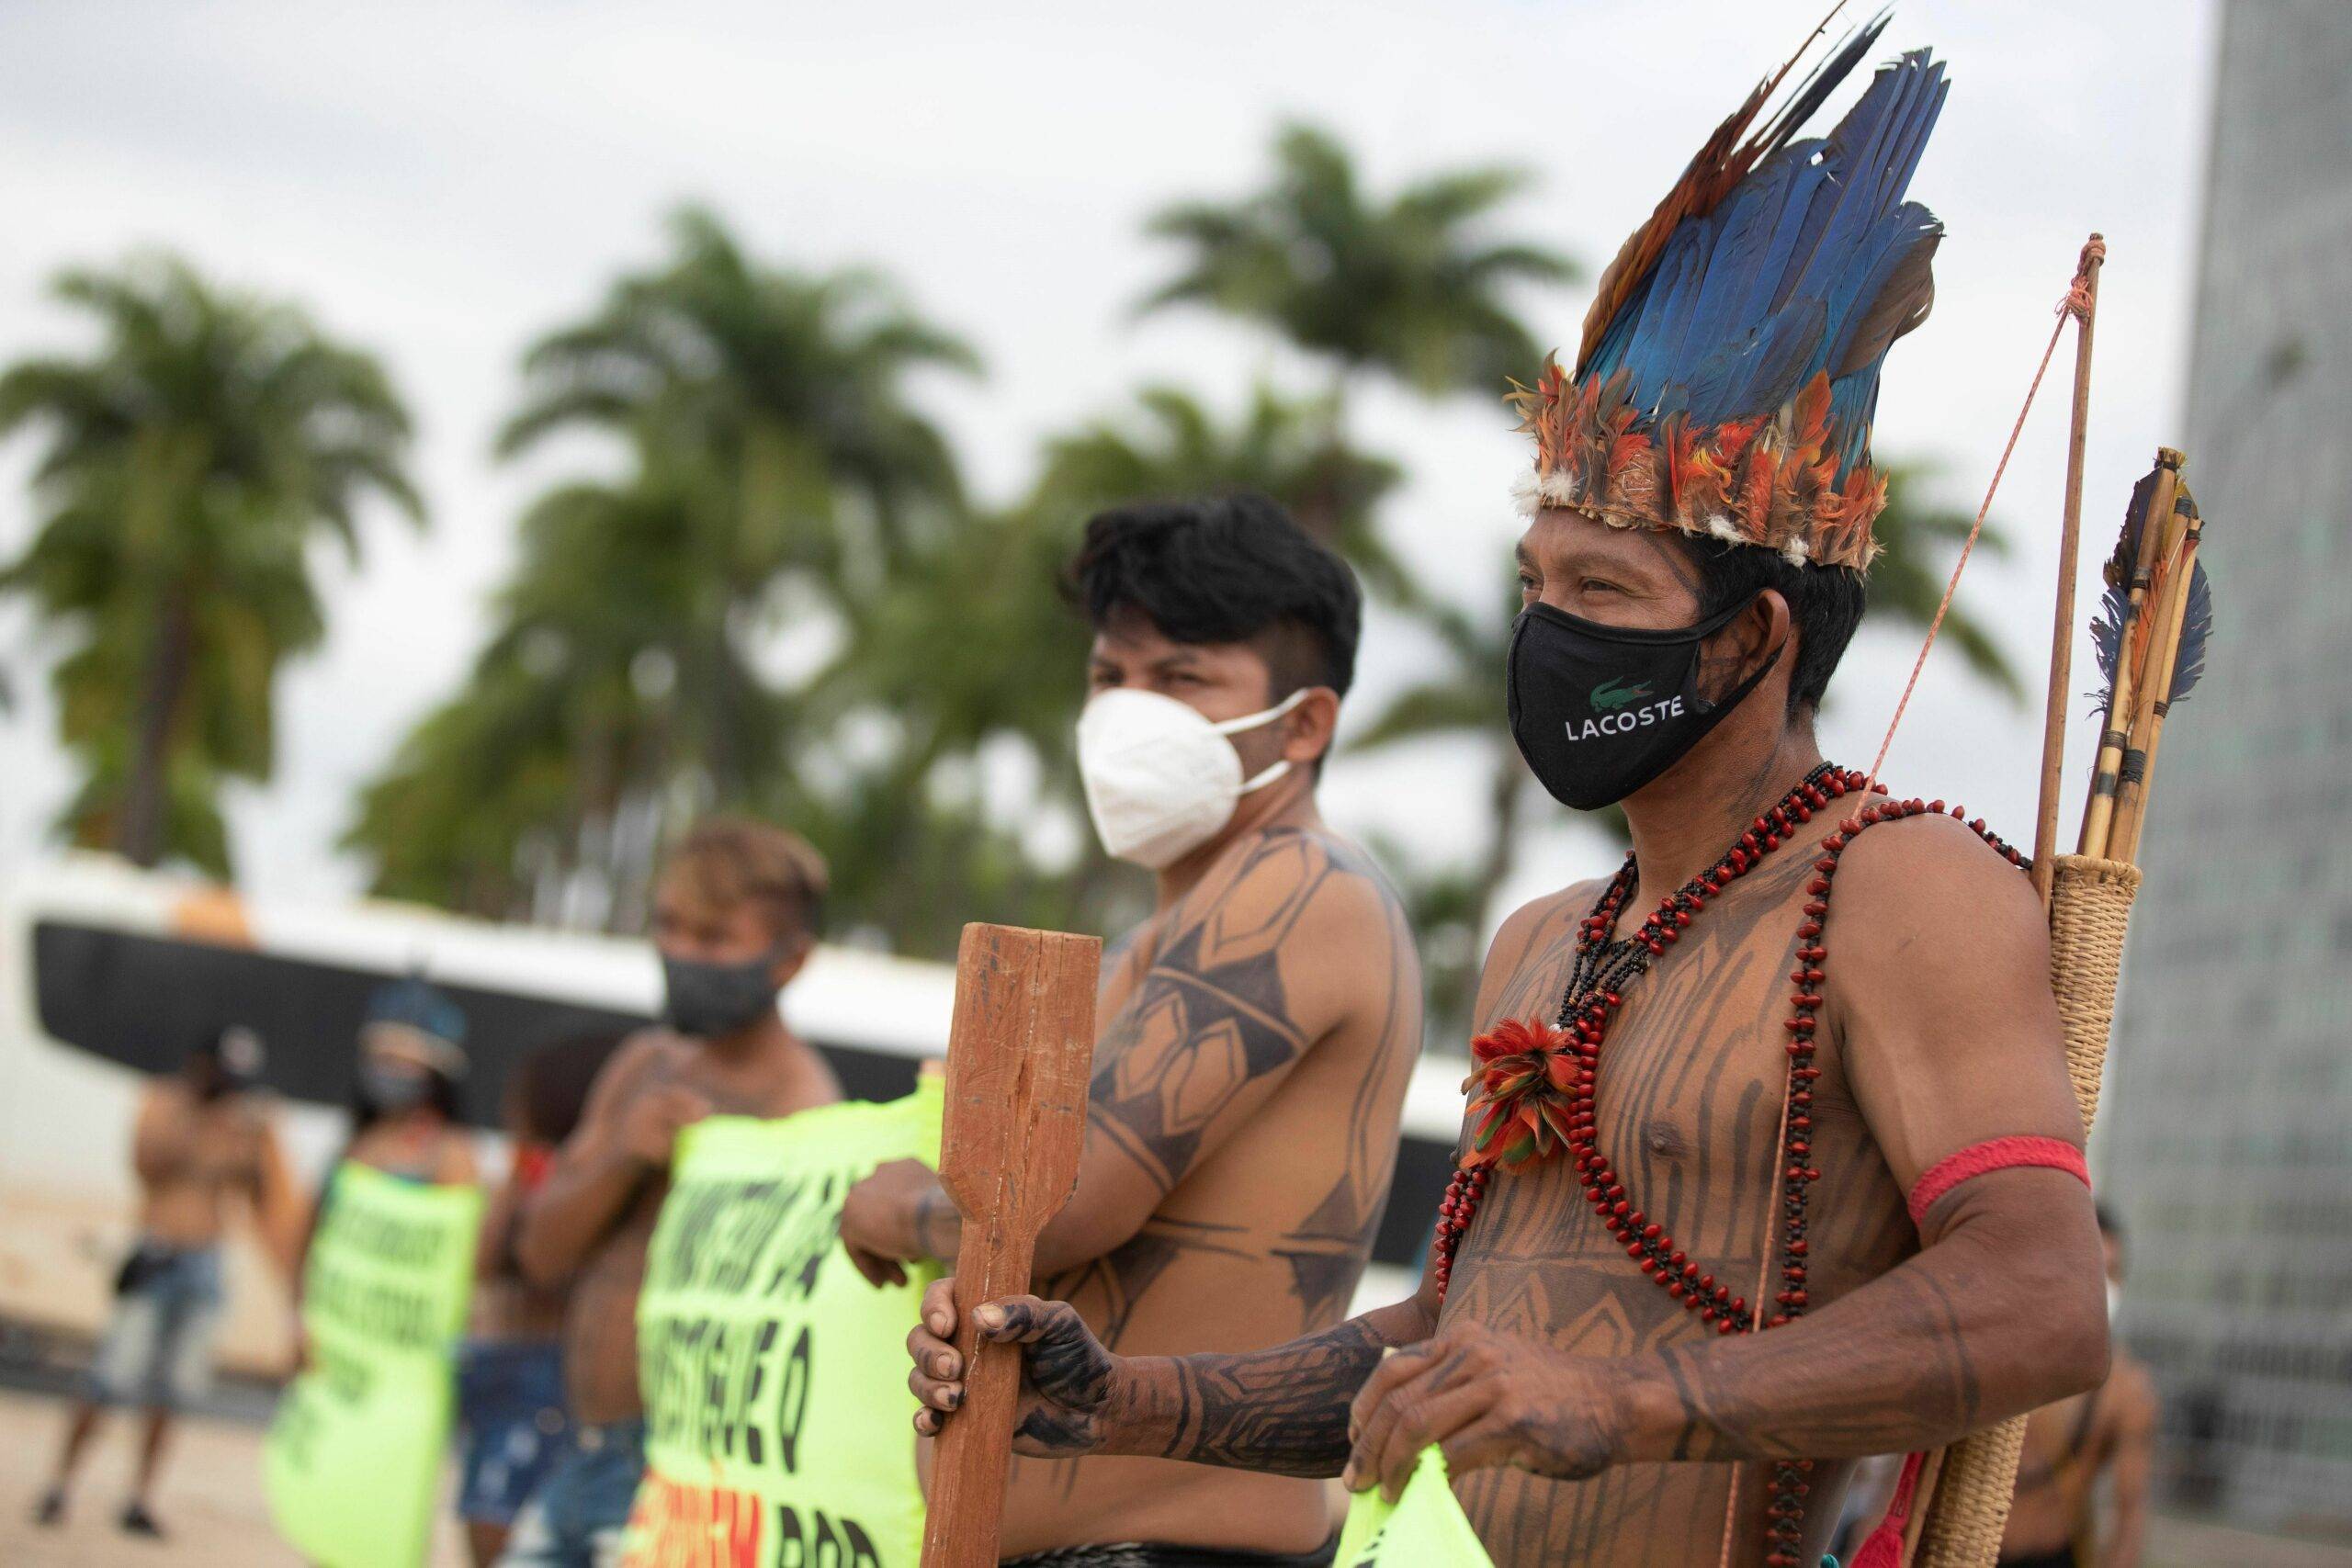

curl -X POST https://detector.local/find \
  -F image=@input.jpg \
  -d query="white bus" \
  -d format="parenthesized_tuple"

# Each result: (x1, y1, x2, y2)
(0, 854, 1458, 1378)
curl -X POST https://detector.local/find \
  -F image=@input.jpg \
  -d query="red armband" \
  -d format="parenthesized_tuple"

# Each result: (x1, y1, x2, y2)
(1905, 1135, 2087, 1225)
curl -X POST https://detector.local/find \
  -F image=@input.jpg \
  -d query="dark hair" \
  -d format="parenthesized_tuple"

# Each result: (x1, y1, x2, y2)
(1067, 491, 1363, 700)
(2096, 1201, 2121, 1239)
(511, 1029, 632, 1145)
(1684, 537, 1868, 714)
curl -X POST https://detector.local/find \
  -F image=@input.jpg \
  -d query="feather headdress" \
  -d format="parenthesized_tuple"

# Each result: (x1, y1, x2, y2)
(1510, 11, 1948, 572)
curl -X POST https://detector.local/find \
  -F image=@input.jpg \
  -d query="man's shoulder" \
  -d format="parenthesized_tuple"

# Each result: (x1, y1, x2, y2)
(1826, 805, 2041, 945)
(1491, 878, 1606, 958)
(1196, 823, 1405, 931)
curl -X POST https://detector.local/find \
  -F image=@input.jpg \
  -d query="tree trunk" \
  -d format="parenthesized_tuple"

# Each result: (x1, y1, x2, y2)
(1290, 372, 1354, 546)
(119, 592, 192, 869)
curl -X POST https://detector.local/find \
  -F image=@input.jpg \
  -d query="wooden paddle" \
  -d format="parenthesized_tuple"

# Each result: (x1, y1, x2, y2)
(920, 922, 1101, 1568)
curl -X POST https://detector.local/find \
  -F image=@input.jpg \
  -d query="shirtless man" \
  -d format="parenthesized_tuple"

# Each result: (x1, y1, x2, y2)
(839, 492, 1420, 1564)
(35, 1026, 298, 1539)
(506, 818, 840, 1567)
(1997, 1207, 2156, 1568)
(904, 32, 2110, 1566)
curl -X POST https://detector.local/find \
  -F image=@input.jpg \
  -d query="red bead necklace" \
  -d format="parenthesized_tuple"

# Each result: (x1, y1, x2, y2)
(1429, 767, 2027, 1568)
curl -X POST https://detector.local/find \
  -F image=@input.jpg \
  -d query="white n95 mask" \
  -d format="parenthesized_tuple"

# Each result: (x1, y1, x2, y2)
(1077, 686, 1308, 869)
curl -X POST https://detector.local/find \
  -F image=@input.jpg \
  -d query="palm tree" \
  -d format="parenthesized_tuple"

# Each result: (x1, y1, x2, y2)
(500, 204, 978, 596)
(341, 660, 576, 920)
(1142, 123, 1577, 431)
(347, 209, 975, 925)
(501, 205, 977, 820)
(1356, 463, 2024, 1043)
(0, 254, 419, 874)
(348, 458, 782, 928)
(1032, 381, 1408, 601)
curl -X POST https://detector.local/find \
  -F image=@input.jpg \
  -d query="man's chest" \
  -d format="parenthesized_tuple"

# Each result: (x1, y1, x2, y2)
(646, 1054, 798, 1120)
(185, 1116, 259, 1185)
(1447, 868, 1860, 1348)
(1447, 1021, 1801, 1358)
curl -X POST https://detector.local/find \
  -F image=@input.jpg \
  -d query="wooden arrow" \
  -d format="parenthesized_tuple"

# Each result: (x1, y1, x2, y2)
(920, 922, 1100, 1568)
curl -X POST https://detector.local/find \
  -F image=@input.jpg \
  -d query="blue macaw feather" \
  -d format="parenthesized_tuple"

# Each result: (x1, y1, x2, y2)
(1584, 41, 1948, 482)
(1754, 11, 1894, 157)
(2169, 558, 2212, 704)
(2088, 581, 2128, 715)
(1748, 154, 1837, 322)
(1687, 298, 1825, 427)
(2085, 556, 2211, 714)
(1679, 160, 1795, 364)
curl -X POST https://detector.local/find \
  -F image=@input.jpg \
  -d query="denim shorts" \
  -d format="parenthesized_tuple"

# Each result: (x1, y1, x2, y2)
(457, 1338, 571, 1526)
(88, 1243, 223, 1410)
(493, 1417, 645, 1568)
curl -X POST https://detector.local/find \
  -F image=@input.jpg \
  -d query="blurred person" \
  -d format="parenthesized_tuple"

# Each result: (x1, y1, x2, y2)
(456, 1028, 629, 1566)
(34, 1025, 299, 1539)
(288, 978, 480, 1371)
(1997, 1205, 2155, 1568)
(902, 28, 2111, 1568)
(840, 492, 1421, 1564)
(505, 818, 840, 1568)
(338, 977, 481, 1188)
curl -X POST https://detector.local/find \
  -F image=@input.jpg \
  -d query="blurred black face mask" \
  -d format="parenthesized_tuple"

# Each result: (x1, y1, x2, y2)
(662, 952, 783, 1040)
(356, 1061, 434, 1117)
(1506, 597, 1782, 811)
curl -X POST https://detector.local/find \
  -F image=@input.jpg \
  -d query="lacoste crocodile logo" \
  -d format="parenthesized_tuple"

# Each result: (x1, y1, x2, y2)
(1589, 678, 1654, 713)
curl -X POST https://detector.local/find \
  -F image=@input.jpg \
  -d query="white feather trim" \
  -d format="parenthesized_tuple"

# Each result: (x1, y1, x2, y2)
(1510, 468, 1543, 516)
(1511, 468, 1584, 516)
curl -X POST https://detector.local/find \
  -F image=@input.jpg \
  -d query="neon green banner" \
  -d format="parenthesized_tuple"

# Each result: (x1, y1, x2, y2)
(625, 1076, 944, 1568)
(1334, 1447, 1496, 1567)
(265, 1161, 481, 1568)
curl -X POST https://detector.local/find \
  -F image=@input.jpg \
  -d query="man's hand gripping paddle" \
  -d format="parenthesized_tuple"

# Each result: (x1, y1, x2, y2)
(919, 923, 1100, 1568)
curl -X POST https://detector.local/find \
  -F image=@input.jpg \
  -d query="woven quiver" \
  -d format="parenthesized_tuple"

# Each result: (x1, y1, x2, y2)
(1914, 855, 2142, 1567)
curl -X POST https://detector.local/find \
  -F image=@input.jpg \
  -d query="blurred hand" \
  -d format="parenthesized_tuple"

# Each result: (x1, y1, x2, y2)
(618, 1083, 713, 1168)
(905, 1277, 1122, 1457)
(841, 1158, 946, 1288)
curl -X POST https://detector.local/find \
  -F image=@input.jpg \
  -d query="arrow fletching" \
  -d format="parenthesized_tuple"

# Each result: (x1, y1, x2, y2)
(2167, 558, 2212, 705)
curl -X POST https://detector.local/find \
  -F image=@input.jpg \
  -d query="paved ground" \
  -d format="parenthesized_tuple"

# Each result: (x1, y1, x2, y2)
(2141, 1516, 2352, 1568)
(0, 1388, 464, 1567)
(3, 1381, 2350, 1566)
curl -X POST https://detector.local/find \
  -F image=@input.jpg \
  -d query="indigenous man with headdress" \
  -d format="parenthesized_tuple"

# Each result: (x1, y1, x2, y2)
(905, 20, 2111, 1567)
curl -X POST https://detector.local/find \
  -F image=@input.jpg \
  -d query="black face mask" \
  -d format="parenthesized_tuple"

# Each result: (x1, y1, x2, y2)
(1506, 597, 1783, 811)
(661, 952, 784, 1040)
(356, 1061, 435, 1117)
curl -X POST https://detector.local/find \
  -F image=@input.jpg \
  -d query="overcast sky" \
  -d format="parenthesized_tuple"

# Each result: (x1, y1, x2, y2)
(0, 0, 2216, 935)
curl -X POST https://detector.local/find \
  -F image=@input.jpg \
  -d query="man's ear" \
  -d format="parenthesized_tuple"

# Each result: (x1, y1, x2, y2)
(1280, 687, 1342, 768)
(1699, 591, 1792, 704)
